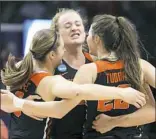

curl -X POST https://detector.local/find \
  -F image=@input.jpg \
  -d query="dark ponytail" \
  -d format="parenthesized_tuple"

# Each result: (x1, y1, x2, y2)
(115, 17, 142, 90)
(92, 15, 143, 91)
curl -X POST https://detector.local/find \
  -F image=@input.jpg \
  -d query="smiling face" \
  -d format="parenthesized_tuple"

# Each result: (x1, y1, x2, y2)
(58, 11, 86, 47)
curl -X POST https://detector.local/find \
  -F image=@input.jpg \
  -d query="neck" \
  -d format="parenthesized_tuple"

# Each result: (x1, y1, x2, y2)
(97, 48, 118, 61)
(63, 45, 85, 69)
(63, 45, 84, 61)
(33, 60, 55, 74)
(97, 48, 110, 59)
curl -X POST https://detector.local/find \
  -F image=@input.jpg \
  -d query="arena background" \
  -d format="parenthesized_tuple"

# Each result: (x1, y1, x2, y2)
(0, 1, 156, 139)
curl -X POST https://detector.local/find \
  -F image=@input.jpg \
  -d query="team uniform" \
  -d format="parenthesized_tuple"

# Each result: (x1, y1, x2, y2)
(83, 60, 141, 139)
(9, 72, 51, 139)
(50, 52, 93, 139)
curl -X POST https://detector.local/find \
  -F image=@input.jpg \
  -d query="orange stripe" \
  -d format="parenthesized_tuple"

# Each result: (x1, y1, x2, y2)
(30, 72, 52, 86)
(95, 60, 124, 73)
(84, 52, 93, 62)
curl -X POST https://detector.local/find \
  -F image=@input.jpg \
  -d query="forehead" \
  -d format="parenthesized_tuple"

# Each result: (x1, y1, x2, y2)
(58, 12, 82, 25)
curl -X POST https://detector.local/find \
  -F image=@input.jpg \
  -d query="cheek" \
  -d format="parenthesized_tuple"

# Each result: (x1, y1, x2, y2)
(60, 30, 68, 40)
(87, 36, 92, 49)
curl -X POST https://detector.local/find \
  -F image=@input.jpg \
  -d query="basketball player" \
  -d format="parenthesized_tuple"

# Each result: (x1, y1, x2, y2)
(1, 28, 145, 139)
(50, 9, 93, 139)
(49, 9, 155, 139)
(73, 14, 155, 139)
(2, 8, 155, 139)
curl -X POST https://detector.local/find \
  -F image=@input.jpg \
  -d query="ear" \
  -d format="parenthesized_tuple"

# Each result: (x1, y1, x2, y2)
(48, 51, 55, 61)
(93, 35, 101, 45)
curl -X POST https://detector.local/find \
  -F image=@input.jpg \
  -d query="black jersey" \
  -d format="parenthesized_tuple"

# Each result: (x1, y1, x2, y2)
(51, 52, 93, 139)
(83, 60, 138, 139)
(9, 72, 51, 139)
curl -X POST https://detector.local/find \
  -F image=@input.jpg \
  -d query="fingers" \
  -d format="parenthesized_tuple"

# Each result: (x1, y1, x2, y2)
(138, 99, 145, 107)
(133, 99, 145, 108)
(26, 95, 41, 100)
(31, 95, 41, 100)
(92, 121, 97, 126)
(138, 96, 146, 106)
(135, 93, 146, 107)
(95, 115, 101, 120)
(133, 102, 141, 108)
(137, 91, 145, 98)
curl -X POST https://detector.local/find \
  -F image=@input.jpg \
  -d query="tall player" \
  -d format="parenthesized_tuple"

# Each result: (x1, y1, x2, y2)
(73, 14, 155, 139)
(50, 9, 93, 139)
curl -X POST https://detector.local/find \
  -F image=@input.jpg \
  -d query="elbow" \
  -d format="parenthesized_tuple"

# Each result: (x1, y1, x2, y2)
(57, 111, 68, 119)
(55, 111, 64, 119)
(56, 114, 64, 119)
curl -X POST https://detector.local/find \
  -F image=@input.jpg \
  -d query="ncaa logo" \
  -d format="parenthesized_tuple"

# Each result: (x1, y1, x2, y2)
(57, 64, 67, 72)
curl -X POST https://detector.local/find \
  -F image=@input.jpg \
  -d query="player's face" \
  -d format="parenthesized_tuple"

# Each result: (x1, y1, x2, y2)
(86, 26, 98, 56)
(58, 12, 86, 47)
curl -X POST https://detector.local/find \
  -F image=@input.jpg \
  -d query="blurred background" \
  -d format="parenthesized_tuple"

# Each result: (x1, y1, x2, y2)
(0, 1, 156, 139)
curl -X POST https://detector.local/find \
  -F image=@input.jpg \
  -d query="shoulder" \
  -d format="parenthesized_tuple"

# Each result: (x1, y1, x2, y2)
(78, 63, 97, 73)
(38, 75, 65, 86)
(76, 63, 98, 83)
(83, 52, 97, 62)
(36, 75, 65, 101)
(140, 58, 154, 74)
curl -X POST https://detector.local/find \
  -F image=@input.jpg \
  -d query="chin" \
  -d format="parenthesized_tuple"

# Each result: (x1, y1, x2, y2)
(71, 38, 85, 45)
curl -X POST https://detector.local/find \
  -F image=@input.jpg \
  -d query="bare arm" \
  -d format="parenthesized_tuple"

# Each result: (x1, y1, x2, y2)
(112, 84, 155, 127)
(40, 74, 144, 103)
(0, 89, 81, 118)
(21, 97, 81, 119)
(93, 84, 155, 133)
(21, 71, 146, 118)
(73, 63, 146, 107)
(141, 59, 156, 88)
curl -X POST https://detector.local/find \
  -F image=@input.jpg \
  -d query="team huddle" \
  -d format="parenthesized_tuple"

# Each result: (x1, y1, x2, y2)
(1, 9, 156, 139)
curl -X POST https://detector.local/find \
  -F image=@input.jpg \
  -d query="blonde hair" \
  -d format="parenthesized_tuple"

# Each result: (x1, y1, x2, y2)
(50, 8, 87, 31)
(50, 8, 88, 51)
(1, 29, 60, 91)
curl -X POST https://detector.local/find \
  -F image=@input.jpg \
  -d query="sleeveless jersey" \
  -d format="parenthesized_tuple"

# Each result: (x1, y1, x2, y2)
(9, 72, 51, 139)
(50, 52, 93, 139)
(83, 60, 138, 139)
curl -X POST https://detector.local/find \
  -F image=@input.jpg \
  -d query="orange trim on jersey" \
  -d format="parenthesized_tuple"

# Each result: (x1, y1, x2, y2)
(95, 60, 124, 73)
(30, 72, 52, 86)
(84, 52, 93, 62)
